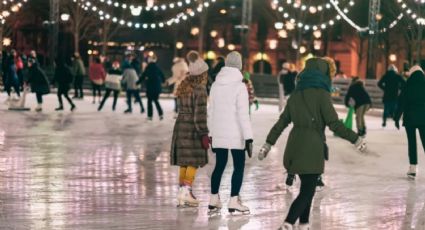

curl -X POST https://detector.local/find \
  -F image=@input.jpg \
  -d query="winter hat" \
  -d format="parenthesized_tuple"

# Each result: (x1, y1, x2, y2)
(173, 57, 181, 63)
(282, 62, 290, 70)
(388, 64, 398, 73)
(225, 51, 243, 70)
(407, 65, 424, 77)
(148, 54, 157, 63)
(187, 51, 209, 76)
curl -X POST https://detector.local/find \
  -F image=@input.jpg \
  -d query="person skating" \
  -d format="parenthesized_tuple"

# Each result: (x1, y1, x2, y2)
(26, 58, 49, 112)
(170, 51, 209, 208)
(4, 51, 21, 100)
(378, 65, 405, 127)
(72, 53, 86, 99)
(53, 58, 76, 111)
(141, 54, 164, 120)
(208, 51, 253, 215)
(11, 50, 24, 91)
(122, 61, 144, 114)
(89, 57, 106, 104)
(394, 65, 425, 180)
(278, 62, 296, 111)
(257, 57, 367, 230)
(166, 57, 189, 116)
(98, 61, 122, 111)
(345, 77, 372, 136)
(242, 72, 259, 113)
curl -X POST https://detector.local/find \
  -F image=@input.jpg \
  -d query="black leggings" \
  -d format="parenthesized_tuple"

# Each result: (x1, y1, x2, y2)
(36, 93, 43, 104)
(406, 126, 425, 165)
(98, 89, 119, 111)
(74, 75, 84, 98)
(285, 174, 319, 225)
(57, 88, 74, 107)
(147, 97, 163, 118)
(211, 148, 245, 197)
(92, 83, 102, 99)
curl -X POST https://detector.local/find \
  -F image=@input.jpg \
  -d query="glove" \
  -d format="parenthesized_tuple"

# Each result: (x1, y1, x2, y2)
(354, 137, 367, 153)
(201, 135, 210, 150)
(245, 139, 253, 158)
(258, 143, 272, 161)
(395, 120, 400, 130)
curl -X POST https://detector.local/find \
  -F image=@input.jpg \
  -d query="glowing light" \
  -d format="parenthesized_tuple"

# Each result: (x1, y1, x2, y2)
(176, 42, 184, 49)
(3, 37, 11, 46)
(60, 13, 70, 22)
(389, 54, 397, 62)
(269, 39, 278, 50)
(227, 44, 235, 51)
(217, 38, 225, 48)
(210, 30, 218, 38)
(191, 27, 199, 36)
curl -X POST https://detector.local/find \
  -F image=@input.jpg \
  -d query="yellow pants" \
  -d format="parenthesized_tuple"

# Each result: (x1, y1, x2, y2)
(179, 166, 197, 186)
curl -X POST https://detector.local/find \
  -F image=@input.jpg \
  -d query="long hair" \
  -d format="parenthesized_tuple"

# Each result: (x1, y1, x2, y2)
(175, 71, 208, 98)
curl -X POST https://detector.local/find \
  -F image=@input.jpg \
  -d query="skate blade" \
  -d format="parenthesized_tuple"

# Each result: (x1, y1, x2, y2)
(316, 186, 324, 192)
(207, 209, 221, 217)
(228, 209, 250, 216)
(407, 175, 416, 180)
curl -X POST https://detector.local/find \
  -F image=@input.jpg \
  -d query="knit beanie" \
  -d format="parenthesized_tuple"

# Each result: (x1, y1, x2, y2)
(225, 51, 243, 70)
(187, 51, 209, 76)
(388, 64, 398, 73)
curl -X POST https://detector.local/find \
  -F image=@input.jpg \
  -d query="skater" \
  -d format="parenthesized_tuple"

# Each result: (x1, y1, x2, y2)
(72, 53, 86, 99)
(141, 54, 164, 120)
(207, 56, 225, 94)
(4, 51, 21, 100)
(278, 62, 296, 111)
(89, 57, 106, 104)
(394, 65, 425, 180)
(11, 50, 24, 91)
(98, 61, 122, 111)
(208, 51, 253, 215)
(344, 77, 372, 136)
(242, 71, 259, 113)
(166, 57, 189, 115)
(53, 58, 76, 111)
(27, 58, 49, 112)
(170, 51, 209, 208)
(257, 57, 367, 230)
(122, 61, 144, 114)
(378, 65, 405, 127)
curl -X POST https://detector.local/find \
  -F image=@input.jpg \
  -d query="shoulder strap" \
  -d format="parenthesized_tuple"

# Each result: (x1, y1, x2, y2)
(300, 91, 326, 141)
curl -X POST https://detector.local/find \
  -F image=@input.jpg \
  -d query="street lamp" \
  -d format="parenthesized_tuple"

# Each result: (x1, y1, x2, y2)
(60, 13, 70, 22)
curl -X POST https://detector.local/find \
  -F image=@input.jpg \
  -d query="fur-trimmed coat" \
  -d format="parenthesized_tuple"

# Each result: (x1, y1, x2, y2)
(170, 85, 209, 167)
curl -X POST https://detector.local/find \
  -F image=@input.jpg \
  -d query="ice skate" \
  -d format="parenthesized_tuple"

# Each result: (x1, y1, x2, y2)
(316, 175, 325, 191)
(176, 186, 185, 208)
(178, 185, 199, 208)
(55, 106, 64, 111)
(228, 196, 250, 215)
(35, 104, 42, 112)
(70, 105, 76, 112)
(208, 194, 222, 216)
(407, 165, 417, 180)
(278, 222, 293, 230)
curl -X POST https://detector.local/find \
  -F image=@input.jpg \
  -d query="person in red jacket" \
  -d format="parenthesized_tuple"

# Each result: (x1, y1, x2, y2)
(89, 57, 106, 104)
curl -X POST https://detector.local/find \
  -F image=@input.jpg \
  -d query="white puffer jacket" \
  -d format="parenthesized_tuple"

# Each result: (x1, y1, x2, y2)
(208, 67, 253, 149)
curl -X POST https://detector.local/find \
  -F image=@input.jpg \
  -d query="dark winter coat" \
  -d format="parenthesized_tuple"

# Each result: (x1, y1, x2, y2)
(378, 70, 405, 102)
(53, 64, 74, 91)
(141, 63, 165, 99)
(344, 81, 372, 109)
(170, 85, 209, 167)
(394, 70, 425, 127)
(266, 58, 358, 174)
(280, 71, 297, 96)
(27, 64, 50, 95)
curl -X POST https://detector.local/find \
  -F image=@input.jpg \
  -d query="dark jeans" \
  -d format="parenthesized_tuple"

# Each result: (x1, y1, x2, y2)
(126, 90, 144, 112)
(174, 98, 178, 113)
(92, 83, 102, 99)
(98, 89, 119, 111)
(74, 75, 84, 98)
(211, 148, 245, 197)
(17, 69, 24, 91)
(383, 101, 397, 123)
(58, 87, 74, 107)
(147, 96, 163, 118)
(5, 77, 20, 97)
(285, 174, 320, 225)
(36, 93, 43, 104)
(405, 126, 425, 165)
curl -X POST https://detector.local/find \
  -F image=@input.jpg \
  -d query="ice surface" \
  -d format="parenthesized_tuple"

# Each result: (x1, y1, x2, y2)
(0, 94, 424, 230)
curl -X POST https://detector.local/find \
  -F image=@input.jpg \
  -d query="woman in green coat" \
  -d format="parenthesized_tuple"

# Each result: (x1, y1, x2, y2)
(258, 57, 367, 230)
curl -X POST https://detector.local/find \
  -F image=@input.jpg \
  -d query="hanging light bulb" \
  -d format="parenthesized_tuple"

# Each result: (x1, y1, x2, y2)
(130, 6, 142, 16)
(313, 30, 322, 38)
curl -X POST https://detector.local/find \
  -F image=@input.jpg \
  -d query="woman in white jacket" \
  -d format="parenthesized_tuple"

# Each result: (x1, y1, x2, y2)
(208, 51, 253, 215)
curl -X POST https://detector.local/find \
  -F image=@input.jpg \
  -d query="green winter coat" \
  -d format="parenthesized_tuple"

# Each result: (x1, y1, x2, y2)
(266, 58, 358, 174)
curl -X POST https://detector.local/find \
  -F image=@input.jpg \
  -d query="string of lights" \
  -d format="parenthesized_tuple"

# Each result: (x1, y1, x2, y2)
(396, 0, 425, 26)
(274, 0, 353, 15)
(0, 0, 28, 23)
(94, 0, 194, 16)
(78, 0, 217, 30)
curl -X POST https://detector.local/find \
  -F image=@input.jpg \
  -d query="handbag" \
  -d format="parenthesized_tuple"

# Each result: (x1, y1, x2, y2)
(300, 91, 329, 161)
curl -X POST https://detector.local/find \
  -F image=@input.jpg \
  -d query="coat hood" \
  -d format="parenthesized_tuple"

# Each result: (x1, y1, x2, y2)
(296, 58, 332, 92)
(215, 67, 243, 85)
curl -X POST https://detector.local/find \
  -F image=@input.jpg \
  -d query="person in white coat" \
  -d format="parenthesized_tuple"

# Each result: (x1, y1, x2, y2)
(166, 57, 189, 115)
(207, 51, 253, 215)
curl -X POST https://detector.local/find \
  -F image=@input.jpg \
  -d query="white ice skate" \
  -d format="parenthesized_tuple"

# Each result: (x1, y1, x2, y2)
(298, 223, 310, 230)
(228, 196, 250, 215)
(278, 222, 293, 230)
(178, 185, 199, 208)
(407, 165, 417, 180)
(208, 194, 222, 216)
(176, 186, 184, 207)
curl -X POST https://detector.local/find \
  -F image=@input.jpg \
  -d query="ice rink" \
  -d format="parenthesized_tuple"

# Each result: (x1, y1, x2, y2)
(0, 94, 424, 230)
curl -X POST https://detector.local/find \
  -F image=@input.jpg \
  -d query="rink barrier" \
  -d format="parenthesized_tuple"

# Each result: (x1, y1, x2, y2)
(250, 74, 384, 108)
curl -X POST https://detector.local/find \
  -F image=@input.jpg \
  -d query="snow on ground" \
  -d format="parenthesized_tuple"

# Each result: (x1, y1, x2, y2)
(0, 93, 424, 230)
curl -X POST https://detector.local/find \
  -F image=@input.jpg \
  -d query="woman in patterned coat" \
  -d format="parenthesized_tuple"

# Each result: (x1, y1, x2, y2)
(170, 51, 210, 207)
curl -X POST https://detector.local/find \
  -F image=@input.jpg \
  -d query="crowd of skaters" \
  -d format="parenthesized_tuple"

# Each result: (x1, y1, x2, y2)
(1, 47, 425, 229)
